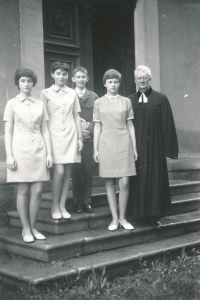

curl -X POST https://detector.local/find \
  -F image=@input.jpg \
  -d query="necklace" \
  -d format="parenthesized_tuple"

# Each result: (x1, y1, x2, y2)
(106, 95, 118, 103)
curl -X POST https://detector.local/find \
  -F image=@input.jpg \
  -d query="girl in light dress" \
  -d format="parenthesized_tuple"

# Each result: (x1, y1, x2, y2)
(93, 69, 138, 231)
(4, 68, 53, 243)
(40, 62, 83, 220)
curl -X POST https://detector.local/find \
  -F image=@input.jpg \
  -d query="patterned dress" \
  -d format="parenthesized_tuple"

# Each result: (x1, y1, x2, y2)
(40, 85, 81, 164)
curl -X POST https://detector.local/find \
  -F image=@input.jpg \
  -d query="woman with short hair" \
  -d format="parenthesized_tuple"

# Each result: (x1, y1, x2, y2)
(93, 69, 138, 231)
(4, 68, 53, 242)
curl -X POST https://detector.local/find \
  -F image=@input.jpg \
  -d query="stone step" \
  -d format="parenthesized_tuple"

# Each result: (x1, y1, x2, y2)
(43, 175, 105, 193)
(8, 189, 200, 235)
(168, 153, 200, 181)
(8, 206, 112, 234)
(170, 180, 200, 195)
(2, 210, 200, 263)
(1, 229, 200, 291)
(41, 186, 108, 210)
(41, 180, 200, 211)
(171, 192, 200, 214)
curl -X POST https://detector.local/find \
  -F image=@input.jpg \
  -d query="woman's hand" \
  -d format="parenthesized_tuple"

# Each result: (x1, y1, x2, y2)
(94, 150, 100, 163)
(6, 155, 17, 170)
(77, 139, 83, 151)
(82, 129, 92, 141)
(47, 154, 53, 168)
(134, 149, 138, 161)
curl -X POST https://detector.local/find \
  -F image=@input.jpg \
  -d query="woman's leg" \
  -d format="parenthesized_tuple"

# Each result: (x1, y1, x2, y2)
(52, 164, 65, 214)
(17, 183, 31, 236)
(29, 181, 43, 236)
(118, 176, 131, 224)
(59, 164, 72, 215)
(105, 178, 118, 225)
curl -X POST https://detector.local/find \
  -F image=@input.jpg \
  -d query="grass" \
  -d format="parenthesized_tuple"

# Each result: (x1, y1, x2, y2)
(1, 248, 200, 300)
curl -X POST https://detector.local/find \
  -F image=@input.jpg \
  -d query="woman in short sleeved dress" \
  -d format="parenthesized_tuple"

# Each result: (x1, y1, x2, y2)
(4, 68, 53, 242)
(40, 61, 83, 220)
(93, 69, 138, 231)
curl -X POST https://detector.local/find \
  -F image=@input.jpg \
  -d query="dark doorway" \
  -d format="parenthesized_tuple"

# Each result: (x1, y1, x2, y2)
(43, 0, 135, 96)
(92, 4, 135, 97)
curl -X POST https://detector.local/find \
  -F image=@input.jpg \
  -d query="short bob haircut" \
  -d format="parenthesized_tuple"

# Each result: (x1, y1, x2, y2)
(73, 66, 88, 77)
(51, 61, 70, 74)
(14, 68, 37, 88)
(102, 69, 122, 85)
(134, 65, 151, 78)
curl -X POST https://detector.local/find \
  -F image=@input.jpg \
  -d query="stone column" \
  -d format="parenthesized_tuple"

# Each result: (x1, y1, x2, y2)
(0, 0, 45, 224)
(134, 0, 160, 91)
(19, 0, 45, 98)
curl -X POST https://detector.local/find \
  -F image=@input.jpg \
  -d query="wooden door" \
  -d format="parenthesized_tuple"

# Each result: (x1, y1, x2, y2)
(92, 4, 135, 97)
(42, 0, 94, 89)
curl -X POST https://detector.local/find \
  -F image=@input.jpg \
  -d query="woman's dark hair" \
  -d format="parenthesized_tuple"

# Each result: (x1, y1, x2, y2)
(51, 61, 70, 74)
(14, 68, 37, 88)
(102, 69, 122, 84)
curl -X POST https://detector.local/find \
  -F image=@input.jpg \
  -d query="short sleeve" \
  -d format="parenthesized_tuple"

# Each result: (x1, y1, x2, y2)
(93, 100, 101, 122)
(73, 93, 81, 113)
(42, 103, 49, 122)
(126, 98, 134, 120)
(3, 101, 14, 122)
(40, 90, 48, 108)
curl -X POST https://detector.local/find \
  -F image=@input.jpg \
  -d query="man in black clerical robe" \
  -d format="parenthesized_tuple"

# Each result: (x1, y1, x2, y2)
(128, 65, 178, 224)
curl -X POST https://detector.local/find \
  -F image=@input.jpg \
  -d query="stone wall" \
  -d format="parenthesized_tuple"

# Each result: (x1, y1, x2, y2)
(158, 0, 200, 152)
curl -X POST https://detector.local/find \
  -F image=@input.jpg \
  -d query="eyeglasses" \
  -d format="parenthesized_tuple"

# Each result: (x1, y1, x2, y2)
(135, 77, 150, 81)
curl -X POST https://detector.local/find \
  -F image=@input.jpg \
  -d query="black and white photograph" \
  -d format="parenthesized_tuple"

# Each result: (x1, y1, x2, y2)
(0, 0, 200, 299)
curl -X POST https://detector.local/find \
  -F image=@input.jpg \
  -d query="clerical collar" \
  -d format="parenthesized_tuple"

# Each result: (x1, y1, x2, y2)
(137, 86, 152, 103)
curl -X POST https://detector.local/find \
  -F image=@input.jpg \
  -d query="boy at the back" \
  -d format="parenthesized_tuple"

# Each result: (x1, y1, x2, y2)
(71, 66, 98, 213)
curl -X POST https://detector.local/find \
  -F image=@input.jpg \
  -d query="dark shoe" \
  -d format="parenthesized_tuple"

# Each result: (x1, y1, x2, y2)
(76, 205, 83, 213)
(84, 204, 93, 213)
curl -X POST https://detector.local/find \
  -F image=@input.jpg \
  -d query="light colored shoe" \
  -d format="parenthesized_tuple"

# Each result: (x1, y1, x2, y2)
(61, 211, 71, 219)
(33, 232, 46, 240)
(119, 220, 134, 230)
(22, 231, 34, 243)
(51, 212, 62, 220)
(108, 222, 119, 231)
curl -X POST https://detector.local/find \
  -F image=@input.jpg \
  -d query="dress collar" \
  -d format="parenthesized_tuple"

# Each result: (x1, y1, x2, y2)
(137, 86, 152, 98)
(51, 84, 68, 93)
(16, 94, 35, 102)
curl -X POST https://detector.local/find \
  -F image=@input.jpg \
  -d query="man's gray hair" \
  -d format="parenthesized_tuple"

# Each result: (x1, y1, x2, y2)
(134, 65, 151, 78)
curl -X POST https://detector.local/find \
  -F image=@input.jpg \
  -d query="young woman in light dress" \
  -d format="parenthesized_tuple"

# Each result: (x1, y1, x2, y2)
(40, 62, 83, 220)
(4, 68, 53, 242)
(93, 69, 138, 231)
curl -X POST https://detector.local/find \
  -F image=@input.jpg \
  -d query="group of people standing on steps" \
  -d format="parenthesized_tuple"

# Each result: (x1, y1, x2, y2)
(4, 62, 178, 243)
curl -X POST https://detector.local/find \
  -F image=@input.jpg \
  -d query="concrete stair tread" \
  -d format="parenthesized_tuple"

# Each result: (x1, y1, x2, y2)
(0, 225, 151, 250)
(160, 210, 200, 226)
(2, 210, 200, 262)
(4, 210, 200, 248)
(169, 179, 200, 186)
(171, 191, 200, 202)
(42, 186, 107, 201)
(2, 230, 200, 286)
(8, 206, 111, 223)
(167, 154, 200, 171)
(42, 179, 200, 200)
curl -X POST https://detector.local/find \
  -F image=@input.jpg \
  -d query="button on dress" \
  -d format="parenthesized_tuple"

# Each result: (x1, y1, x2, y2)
(40, 85, 81, 164)
(3, 95, 50, 182)
(93, 95, 136, 178)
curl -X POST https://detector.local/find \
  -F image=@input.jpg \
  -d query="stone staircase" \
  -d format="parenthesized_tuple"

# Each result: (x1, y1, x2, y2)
(1, 155, 200, 291)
